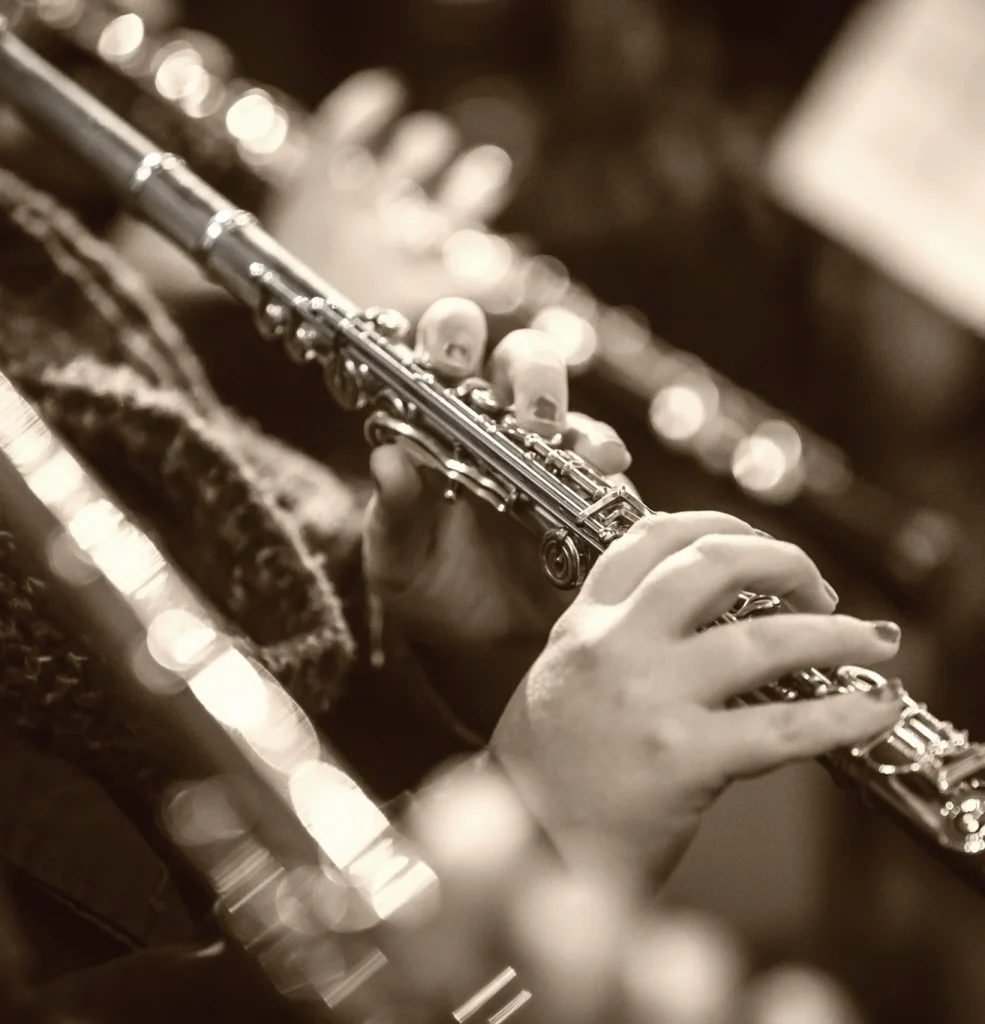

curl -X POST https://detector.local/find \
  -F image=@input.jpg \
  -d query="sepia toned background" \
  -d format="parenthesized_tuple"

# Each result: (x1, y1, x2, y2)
(4, 1, 985, 1020)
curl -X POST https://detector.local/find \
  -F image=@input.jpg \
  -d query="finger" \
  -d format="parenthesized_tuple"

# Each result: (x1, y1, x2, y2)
(684, 615, 901, 704)
(415, 297, 489, 379)
(433, 144, 515, 227)
(363, 444, 441, 593)
(708, 689, 903, 780)
(745, 965, 866, 1024)
(633, 535, 839, 633)
(488, 328, 568, 436)
(582, 511, 757, 606)
(376, 110, 462, 190)
(621, 911, 746, 1024)
(564, 411, 632, 476)
(308, 69, 407, 157)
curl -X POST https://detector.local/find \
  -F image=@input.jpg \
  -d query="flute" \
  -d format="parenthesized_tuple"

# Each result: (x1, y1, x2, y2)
(1, 19, 984, 912)
(14, 0, 958, 603)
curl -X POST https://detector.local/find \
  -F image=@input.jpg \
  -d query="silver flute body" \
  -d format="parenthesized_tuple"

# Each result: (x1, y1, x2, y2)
(15, 0, 958, 602)
(2, 21, 985, 904)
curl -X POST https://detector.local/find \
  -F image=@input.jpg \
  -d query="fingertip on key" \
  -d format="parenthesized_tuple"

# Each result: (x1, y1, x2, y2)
(531, 396, 559, 423)
(597, 440, 632, 475)
(864, 678, 905, 704)
(416, 297, 487, 374)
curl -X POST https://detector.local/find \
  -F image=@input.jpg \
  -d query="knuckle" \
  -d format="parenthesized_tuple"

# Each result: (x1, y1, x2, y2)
(644, 713, 693, 758)
(772, 704, 811, 752)
(823, 698, 858, 733)
(773, 538, 807, 563)
(732, 617, 804, 668)
(632, 513, 664, 535)
(827, 613, 866, 638)
(546, 608, 578, 646)
(547, 613, 604, 674)
(765, 538, 813, 575)
(735, 617, 770, 652)
(802, 697, 859, 750)
(566, 635, 602, 678)
(716, 512, 755, 533)
(605, 513, 660, 551)
(689, 533, 729, 564)
(688, 511, 754, 535)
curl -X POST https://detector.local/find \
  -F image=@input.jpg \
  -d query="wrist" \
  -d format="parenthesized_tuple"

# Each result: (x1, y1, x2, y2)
(489, 685, 558, 837)
(490, 689, 642, 873)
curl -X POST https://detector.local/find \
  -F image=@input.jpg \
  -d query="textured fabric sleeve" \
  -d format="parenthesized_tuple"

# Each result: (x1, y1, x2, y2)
(0, 171, 364, 805)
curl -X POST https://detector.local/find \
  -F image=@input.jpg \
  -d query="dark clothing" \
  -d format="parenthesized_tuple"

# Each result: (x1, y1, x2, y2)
(0, 169, 474, 1021)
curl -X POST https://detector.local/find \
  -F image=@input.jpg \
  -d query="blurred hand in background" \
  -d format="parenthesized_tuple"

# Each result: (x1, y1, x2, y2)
(268, 68, 515, 315)
(112, 66, 517, 317)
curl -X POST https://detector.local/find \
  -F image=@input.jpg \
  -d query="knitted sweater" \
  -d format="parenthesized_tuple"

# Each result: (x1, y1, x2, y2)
(0, 171, 489, 1012)
(0, 166, 396, 810)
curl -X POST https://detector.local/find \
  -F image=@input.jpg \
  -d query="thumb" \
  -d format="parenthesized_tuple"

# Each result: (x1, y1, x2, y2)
(364, 443, 444, 594)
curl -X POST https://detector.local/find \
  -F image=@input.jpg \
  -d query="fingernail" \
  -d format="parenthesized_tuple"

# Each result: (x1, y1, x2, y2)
(531, 396, 558, 422)
(866, 679, 904, 703)
(822, 581, 839, 607)
(441, 338, 471, 368)
(601, 438, 631, 463)
(872, 620, 901, 644)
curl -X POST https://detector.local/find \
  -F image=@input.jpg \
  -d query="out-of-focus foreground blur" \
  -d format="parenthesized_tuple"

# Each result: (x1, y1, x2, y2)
(4, 0, 984, 1021)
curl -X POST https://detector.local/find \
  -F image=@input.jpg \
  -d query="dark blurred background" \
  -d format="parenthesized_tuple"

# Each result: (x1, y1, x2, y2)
(7, 0, 985, 1021)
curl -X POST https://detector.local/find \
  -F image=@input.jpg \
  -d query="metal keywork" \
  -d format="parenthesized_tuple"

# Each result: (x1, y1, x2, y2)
(539, 528, 591, 589)
(348, 309, 648, 581)
(252, 276, 377, 409)
(943, 797, 985, 855)
(364, 409, 514, 513)
(332, 307, 412, 411)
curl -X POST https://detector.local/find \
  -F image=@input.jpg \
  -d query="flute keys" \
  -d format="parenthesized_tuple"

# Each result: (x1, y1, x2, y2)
(360, 306, 411, 344)
(471, 388, 500, 413)
(943, 798, 985, 855)
(323, 350, 369, 411)
(284, 324, 320, 364)
(256, 299, 291, 343)
(540, 528, 589, 590)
